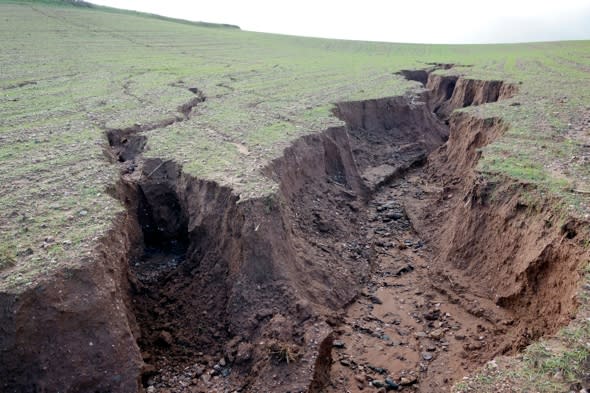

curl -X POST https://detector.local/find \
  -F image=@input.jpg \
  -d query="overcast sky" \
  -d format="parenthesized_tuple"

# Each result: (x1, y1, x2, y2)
(90, 0, 590, 44)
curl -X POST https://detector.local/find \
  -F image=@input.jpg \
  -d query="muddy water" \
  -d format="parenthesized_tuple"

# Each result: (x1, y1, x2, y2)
(327, 173, 511, 392)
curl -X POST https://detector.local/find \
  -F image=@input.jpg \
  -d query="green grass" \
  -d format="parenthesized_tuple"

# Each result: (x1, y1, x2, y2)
(0, 1, 589, 293)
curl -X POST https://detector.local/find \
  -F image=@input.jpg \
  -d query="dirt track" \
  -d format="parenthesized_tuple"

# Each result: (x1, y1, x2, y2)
(1, 67, 587, 393)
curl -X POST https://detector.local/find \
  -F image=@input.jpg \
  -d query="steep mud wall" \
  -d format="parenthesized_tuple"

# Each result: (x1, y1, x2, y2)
(407, 109, 588, 350)
(334, 95, 448, 189)
(428, 75, 517, 119)
(0, 213, 144, 393)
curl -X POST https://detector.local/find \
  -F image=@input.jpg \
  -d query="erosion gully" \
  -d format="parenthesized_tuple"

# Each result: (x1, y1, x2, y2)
(97, 66, 587, 393)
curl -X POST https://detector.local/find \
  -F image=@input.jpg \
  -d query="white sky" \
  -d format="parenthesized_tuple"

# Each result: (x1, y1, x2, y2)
(90, 0, 590, 44)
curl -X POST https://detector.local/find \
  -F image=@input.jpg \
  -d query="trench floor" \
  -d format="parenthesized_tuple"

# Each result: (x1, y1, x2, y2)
(327, 171, 512, 392)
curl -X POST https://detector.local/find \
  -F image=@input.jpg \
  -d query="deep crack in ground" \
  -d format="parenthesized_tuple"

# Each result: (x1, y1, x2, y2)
(97, 66, 587, 393)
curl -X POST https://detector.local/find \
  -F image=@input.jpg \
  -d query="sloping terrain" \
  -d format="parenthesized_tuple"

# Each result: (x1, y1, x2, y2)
(0, 1, 589, 392)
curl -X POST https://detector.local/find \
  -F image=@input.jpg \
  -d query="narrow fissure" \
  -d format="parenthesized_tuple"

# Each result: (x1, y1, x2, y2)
(99, 66, 587, 393)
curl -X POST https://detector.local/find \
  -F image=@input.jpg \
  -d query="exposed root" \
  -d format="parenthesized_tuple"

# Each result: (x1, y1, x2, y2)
(268, 341, 301, 365)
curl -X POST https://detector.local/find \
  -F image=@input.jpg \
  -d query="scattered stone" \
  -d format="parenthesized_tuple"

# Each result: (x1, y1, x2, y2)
(399, 375, 417, 385)
(340, 359, 351, 367)
(370, 295, 383, 305)
(429, 329, 444, 340)
(333, 340, 346, 349)
(146, 386, 155, 393)
(371, 380, 385, 388)
(368, 365, 387, 374)
(421, 352, 433, 361)
(385, 377, 399, 390)
(79, 210, 88, 216)
(385, 212, 402, 221)
(17, 247, 34, 257)
(219, 358, 226, 367)
(423, 309, 440, 321)
(464, 341, 483, 351)
(394, 264, 414, 276)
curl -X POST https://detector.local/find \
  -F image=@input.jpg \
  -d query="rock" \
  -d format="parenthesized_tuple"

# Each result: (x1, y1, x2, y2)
(368, 365, 387, 374)
(333, 340, 346, 348)
(423, 310, 440, 321)
(394, 264, 414, 276)
(340, 359, 351, 367)
(421, 352, 433, 361)
(219, 357, 226, 367)
(146, 386, 155, 393)
(385, 212, 402, 220)
(464, 341, 483, 351)
(17, 247, 34, 257)
(454, 334, 466, 340)
(201, 373, 211, 384)
(79, 210, 88, 216)
(370, 295, 383, 305)
(429, 329, 444, 340)
(399, 375, 417, 385)
(385, 377, 399, 390)
(371, 380, 385, 388)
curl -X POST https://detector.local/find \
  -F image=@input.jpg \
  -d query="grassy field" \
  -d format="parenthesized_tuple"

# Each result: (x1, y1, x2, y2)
(0, 0, 589, 296)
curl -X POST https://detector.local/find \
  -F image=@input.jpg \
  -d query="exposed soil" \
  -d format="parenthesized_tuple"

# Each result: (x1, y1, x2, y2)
(2, 66, 588, 393)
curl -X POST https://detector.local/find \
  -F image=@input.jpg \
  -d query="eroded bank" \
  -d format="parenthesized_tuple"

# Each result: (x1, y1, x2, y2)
(1, 67, 587, 393)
